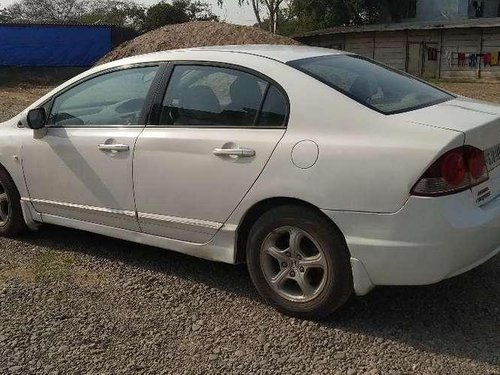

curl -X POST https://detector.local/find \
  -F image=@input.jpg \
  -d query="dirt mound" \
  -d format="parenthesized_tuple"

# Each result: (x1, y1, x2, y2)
(97, 21, 300, 64)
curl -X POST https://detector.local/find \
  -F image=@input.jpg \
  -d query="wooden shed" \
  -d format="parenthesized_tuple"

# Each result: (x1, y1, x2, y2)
(294, 18, 500, 80)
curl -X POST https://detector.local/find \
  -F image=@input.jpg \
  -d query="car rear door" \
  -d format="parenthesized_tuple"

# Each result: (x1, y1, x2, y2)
(133, 63, 288, 243)
(22, 65, 162, 231)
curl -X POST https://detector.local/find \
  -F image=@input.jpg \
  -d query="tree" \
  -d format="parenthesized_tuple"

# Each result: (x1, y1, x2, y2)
(0, 8, 13, 23)
(384, 0, 412, 23)
(141, 0, 218, 32)
(80, 1, 146, 30)
(288, 0, 382, 30)
(218, 0, 290, 34)
(184, 0, 219, 22)
(4, 0, 217, 31)
(280, 0, 410, 35)
(6, 0, 88, 23)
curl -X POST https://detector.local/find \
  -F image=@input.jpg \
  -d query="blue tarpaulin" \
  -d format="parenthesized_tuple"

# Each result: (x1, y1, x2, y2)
(0, 25, 112, 67)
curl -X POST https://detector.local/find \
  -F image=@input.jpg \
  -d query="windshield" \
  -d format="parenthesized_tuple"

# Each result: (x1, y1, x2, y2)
(288, 55, 454, 115)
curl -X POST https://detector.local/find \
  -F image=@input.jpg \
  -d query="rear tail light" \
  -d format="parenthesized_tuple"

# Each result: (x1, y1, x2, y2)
(411, 146, 489, 197)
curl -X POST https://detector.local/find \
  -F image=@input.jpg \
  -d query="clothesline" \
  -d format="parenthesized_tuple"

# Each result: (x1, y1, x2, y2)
(420, 45, 500, 68)
(441, 50, 499, 68)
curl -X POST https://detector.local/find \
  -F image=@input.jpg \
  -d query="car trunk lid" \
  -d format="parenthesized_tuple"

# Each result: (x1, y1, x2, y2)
(396, 97, 500, 205)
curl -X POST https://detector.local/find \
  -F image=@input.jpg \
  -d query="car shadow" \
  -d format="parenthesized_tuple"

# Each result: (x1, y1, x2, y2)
(15, 225, 500, 367)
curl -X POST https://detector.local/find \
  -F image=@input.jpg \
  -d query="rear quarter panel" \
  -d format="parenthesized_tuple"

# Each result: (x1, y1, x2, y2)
(225, 70, 465, 224)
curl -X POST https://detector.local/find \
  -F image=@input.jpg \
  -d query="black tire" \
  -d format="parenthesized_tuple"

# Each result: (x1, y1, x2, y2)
(246, 205, 352, 319)
(0, 167, 27, 237)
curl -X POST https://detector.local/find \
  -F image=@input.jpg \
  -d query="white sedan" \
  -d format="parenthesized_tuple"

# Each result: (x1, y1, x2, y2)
(1, 45, 499, 319)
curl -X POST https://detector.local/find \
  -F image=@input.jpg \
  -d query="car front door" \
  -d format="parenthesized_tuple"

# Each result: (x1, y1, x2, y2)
(22, 65, 161, 231)
(133, 63, 289, 243)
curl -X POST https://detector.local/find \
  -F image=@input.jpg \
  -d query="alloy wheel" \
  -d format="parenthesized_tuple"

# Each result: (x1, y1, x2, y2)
(260, 226, 328, 302)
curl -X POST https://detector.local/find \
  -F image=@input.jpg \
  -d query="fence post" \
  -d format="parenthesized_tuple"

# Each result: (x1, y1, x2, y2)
(372, 32, 376, 59)
(478, 28, 484, 79)
(438, 29, 443, 79)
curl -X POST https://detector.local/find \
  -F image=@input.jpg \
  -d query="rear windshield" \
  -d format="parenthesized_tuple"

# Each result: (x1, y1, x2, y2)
(288, 55, 454, 115)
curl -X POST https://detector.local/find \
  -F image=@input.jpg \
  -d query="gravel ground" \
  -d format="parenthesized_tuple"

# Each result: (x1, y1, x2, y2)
(1, 227, 499, 375)
(0, 85, 53, 121)
(0, 82, 499, 374)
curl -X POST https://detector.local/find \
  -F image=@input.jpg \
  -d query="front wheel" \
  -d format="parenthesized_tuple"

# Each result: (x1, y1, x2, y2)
(246, 205, 352, 319)
(0, 168, 27, 237)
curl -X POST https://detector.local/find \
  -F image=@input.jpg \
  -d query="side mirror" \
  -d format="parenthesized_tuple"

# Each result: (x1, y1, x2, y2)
(27, 108, 46, 130)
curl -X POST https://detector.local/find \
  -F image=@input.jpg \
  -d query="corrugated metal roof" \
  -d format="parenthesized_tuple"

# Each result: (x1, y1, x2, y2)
(295, 17, 500, 38)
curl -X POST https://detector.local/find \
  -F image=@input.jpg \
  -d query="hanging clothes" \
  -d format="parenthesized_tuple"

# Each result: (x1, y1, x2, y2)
(458, 52, 466, 66)
(491, 52, 499, 66)
(468, 54, 478, 68)
(483, 52, 492, 67)
(427, 47, 438, 61)
(445, 50, 452, 67)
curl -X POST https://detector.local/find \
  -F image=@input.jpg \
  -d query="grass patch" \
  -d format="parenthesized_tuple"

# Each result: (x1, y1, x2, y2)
(0, 267, 35, 287)
(0, 250, 74, 286)
(31, 250, 74, 281)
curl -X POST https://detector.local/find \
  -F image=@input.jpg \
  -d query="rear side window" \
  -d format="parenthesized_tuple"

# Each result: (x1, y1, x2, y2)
(289, 55, 454, 115)
(159, 65, 287, 128)
(257, 86, 287, 127)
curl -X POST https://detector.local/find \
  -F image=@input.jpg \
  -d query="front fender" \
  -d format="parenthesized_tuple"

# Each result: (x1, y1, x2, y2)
(0, 119, 31, 199)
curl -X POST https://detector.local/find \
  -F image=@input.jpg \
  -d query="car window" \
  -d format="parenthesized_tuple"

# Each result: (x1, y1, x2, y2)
(257, 86, 288, 127)
(289, 55, 454, 115)
(48, 66, 159, 126)
(159, 65, 268, 127)
(40, 100, 52, 119)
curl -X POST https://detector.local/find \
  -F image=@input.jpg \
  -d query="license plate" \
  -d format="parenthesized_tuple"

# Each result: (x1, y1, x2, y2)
(484, 144, 500, 171)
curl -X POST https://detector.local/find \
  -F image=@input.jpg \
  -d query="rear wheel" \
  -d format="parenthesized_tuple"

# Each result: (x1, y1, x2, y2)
(246, 205, 352, 319)
(0, 168, 27, 237)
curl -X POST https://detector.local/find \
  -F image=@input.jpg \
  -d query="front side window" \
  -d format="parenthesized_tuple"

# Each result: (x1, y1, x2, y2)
(159, 65, 271, 127)
(289, 55, 454, 115)
(48, 66, 158, 126)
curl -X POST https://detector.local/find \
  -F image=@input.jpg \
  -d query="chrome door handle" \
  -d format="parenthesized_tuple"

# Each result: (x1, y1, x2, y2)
(213, 147, 256, 158)
(98, 144, 130, 152)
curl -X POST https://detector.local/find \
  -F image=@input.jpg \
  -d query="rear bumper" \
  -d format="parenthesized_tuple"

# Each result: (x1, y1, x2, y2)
(323, 190, 500, 294)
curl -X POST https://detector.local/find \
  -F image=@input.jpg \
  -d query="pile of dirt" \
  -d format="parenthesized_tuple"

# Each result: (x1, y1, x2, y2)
(97, 21, 300, 64)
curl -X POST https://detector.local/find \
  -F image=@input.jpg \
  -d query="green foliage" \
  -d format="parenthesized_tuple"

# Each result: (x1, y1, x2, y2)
(0, 8, 13, 23)
(289, 0, 381, 30)
(222, 0, 412, 35)
(5, 0, 88, 23)
(142, 1, 190, 31)
(80, 1, 146, 29)
(1, 0, 410, 35)
(275, 0, 412, 35)
(142, 0, 217, 32)
(217, 0, 289, 33)
(1, 0, 218, 32)
(384, 0, 411, 22)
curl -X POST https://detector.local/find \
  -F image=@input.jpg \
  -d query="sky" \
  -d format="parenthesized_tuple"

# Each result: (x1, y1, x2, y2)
(0, 0, 257, 25)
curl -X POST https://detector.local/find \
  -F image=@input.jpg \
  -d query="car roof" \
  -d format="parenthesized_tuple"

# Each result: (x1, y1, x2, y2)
(113, 44, 346, 66)
(186, 44, 346, 62)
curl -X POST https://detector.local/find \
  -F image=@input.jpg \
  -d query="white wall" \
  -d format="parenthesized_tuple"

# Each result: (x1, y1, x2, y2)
(405, 0, 500, 22)
(408, 0, 466, 21)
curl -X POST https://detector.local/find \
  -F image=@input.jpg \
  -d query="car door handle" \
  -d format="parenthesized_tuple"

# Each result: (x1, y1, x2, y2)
(212, 147, 256, 158)
(98, 144, 130, 152)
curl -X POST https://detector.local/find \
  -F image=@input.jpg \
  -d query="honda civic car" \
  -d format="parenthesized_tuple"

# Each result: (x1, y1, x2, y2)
(0, 45, 498, 319)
